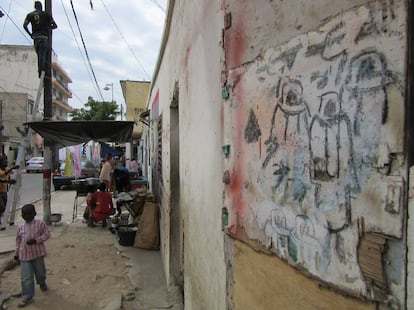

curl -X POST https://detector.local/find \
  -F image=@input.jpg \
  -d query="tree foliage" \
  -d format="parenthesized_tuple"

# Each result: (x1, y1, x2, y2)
(69, 96, 120, 120)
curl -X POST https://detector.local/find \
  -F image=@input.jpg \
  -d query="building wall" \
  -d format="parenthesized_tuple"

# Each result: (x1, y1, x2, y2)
(147, 0, 409, 308)
(0, 92, 29, 142)
(408, 167, 414, 310)
(120, 80, 150, 137)
(233, 240, 375, 309)
(0, 45, 73, 121)
(0, 45, 39, 103)
(147, 1, 227, 309)
(223, 0, 407, 307)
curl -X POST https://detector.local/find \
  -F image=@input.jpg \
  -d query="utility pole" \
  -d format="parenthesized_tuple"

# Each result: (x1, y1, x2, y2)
(7, 0, 55, 225)
(43, 0, 53, 224)
(0, 100, 3, 152)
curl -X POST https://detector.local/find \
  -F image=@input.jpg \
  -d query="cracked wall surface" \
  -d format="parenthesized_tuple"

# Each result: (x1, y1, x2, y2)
(223, 0, 407, 306)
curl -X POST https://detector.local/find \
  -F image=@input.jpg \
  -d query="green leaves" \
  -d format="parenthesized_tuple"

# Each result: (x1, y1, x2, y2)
(69, 96, 120, 120)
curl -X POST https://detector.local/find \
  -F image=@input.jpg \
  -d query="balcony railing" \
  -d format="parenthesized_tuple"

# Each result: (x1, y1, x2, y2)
(52, 78, 72, 98)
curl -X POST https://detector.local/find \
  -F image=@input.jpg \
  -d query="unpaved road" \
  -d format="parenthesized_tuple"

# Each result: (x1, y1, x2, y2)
(0, 222, 137, 310)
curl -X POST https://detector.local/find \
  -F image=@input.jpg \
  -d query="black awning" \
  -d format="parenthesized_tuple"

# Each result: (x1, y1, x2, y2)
(26, 120, 134, 148)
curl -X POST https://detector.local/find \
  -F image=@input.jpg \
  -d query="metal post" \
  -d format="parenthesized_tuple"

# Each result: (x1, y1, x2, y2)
(104, 82, 122, 119)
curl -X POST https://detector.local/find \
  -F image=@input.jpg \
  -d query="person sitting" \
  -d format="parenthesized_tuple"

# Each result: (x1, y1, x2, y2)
(89, 183, 114, 228)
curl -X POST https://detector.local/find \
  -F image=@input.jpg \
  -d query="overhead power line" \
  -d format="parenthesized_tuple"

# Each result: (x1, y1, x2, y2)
(59, 0, 98, 105)
(100, 0, 151, 80)
(69, 0, 104, 101)
(0, 3, 32, 44)
(148, 0, 165, 12)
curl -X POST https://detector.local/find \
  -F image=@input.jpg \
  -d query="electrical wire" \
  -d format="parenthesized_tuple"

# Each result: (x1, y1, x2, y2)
(148, 0, 165, 12)
(100, 0, 150, 80)
(59, 0, 99, 105)
(0, 2, 83, 113)
(0, 4, 32, 44)
(1, 0, 166, 107)
(69, 0, 104, 101)
(0, 0, 12, 42)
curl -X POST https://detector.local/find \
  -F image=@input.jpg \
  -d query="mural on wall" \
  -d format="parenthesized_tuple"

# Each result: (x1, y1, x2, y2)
(226, 2, 406, 297)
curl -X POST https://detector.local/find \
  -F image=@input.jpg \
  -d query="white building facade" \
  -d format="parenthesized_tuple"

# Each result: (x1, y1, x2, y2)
(0, 45, 72, 157)
(144, 0, 412, 309)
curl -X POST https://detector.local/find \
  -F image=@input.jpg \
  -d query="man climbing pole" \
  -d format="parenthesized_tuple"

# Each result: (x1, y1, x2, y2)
(23, 1, 57, 78)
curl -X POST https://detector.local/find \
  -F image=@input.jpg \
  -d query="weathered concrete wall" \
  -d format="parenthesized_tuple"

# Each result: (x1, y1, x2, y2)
(147, 0, 409, 308)
(408, 167, 414, 310)
(223, 0, 407, 307)
(233, 240, 375, 309)
(0, 45, 39, 102)
(147, 1, 227, 309)
(0, 92, 29, 141)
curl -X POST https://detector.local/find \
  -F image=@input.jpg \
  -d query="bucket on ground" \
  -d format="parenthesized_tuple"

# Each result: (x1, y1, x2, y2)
(116, 226, 137, 246)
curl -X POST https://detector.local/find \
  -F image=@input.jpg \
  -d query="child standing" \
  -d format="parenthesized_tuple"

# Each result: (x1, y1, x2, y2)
(15, 204, 51, 308)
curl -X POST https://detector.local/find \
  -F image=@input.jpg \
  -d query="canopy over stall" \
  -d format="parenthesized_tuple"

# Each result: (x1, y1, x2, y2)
(26, 120, 134, 148)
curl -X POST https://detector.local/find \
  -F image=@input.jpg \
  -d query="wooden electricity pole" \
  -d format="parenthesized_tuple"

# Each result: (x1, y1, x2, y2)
(43, 0, 53, 224)
(7, 0, 56, 225)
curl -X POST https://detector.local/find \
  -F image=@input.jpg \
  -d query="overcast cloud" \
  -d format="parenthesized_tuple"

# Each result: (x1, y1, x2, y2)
(0, 0, 167, 110)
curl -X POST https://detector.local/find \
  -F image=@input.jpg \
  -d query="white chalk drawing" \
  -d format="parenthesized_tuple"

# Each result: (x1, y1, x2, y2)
(233, 3, 406, 295)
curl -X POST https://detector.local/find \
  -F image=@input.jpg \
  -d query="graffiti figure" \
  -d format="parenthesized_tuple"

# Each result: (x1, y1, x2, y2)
(309, 92, 357, 231)
(263, 79, 312, 209)
(345, 50, 390, 140)
(289, 214, 331, 272)
(310, 92, 354, 181)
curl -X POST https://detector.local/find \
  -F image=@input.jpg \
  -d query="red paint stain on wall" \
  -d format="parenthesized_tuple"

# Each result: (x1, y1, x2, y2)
(224, 12, 245, 68)
(151, 89, 159, 111)
(226, 70, 247, 236)
(222, 9, 247, 236)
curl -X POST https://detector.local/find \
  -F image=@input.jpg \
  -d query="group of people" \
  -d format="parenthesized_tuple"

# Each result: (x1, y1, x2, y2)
(11, 154, 138, 307)
(3, 151, 137, 307)
(83, 153, 134, 228)
(12, 153, 128, 307)
(8, 153, 133, 307)
(99, 153, 132, 194)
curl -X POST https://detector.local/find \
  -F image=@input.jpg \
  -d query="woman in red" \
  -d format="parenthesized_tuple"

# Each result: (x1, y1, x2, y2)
(91, 182, 114, 227)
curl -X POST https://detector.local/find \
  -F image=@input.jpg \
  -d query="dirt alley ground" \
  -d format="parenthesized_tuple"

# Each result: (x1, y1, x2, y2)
(0, 219, 139, 309)
(0, 185, 175, 310)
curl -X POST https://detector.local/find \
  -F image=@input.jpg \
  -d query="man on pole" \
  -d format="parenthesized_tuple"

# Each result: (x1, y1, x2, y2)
(23, 1, 57, 78)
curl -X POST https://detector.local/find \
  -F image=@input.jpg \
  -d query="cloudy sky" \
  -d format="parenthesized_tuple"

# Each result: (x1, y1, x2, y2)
(0, 0, 168, 111)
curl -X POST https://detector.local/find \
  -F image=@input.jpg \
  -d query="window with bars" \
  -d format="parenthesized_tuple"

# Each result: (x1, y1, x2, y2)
(27, 100, 34, 115)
